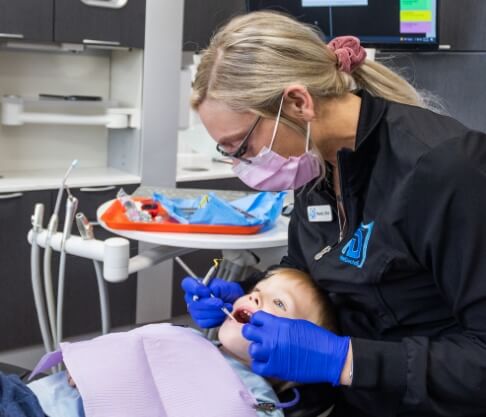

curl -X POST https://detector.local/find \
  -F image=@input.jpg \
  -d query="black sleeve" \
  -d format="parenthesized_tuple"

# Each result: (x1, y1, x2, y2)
(352, 134, 486, 415)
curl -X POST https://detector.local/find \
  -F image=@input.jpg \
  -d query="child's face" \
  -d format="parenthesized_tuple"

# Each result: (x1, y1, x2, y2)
(218, 273, 317, 364)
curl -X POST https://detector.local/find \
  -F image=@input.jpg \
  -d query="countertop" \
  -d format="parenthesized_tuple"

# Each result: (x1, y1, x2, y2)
(176, 123, 236, 182)
(0, 167, 141, 193)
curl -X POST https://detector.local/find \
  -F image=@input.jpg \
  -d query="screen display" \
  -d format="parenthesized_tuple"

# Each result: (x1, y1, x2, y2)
(247, 0, 439, 49)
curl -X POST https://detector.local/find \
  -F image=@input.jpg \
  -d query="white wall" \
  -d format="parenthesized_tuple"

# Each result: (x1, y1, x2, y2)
(0, 50, 110, 171)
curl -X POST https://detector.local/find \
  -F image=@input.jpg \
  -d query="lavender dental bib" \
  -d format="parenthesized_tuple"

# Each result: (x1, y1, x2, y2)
(32, 324, 258, 417)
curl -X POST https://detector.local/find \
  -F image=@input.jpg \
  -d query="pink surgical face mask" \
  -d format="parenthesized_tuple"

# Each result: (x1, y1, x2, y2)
(232, 96, 321, 191)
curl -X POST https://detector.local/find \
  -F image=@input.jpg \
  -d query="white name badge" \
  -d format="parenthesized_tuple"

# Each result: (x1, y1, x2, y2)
(307, 205, 333, 222)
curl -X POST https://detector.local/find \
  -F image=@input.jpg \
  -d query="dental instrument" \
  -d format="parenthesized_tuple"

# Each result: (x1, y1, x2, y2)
(56, 188, 78, 344)
(44, 159, 78, 347)
(201, 258, 221, 286)
(193, 259, 236, 321)
(192, 259, 219, 301)
(174, 256, 197, 278)
(76, 213, 110, 335)
(30, 203, 54, 353)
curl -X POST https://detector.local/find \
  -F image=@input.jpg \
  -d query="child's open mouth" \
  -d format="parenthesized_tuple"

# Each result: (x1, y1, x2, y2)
(233, 308, 253, 324)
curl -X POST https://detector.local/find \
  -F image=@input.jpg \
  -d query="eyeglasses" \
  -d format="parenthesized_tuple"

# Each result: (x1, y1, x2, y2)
(216, 116, 261, 164)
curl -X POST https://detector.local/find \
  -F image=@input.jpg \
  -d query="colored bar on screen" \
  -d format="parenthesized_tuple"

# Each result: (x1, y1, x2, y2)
(400, 10, 432, 22)
(400, 0, 431, 11)
(401, 21, 432, 34)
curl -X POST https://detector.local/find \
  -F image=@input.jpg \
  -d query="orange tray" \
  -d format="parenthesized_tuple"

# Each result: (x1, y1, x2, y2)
(101, 198, 263, 235)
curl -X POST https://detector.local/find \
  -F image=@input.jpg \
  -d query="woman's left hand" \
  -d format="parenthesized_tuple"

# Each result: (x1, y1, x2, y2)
(242, 311, 350, 386)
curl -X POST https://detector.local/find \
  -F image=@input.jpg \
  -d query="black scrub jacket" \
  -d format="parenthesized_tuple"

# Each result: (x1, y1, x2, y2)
(281, 90, 486, 416)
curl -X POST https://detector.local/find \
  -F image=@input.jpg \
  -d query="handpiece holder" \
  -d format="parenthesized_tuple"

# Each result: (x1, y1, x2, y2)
(28, 228, 193, 283)
(61, 196, 79, 250)
(76, 213, 94, 240)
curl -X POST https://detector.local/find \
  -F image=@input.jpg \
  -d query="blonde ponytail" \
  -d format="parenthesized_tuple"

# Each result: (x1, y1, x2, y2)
(352, 59, 425, 107)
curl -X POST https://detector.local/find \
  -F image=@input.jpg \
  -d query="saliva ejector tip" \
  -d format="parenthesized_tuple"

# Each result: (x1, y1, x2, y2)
(213, 258, 223, 268)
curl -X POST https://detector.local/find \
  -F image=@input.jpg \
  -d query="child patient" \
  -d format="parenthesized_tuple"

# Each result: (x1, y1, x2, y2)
(218, 267, 337, 366)
(28, 267, 336, 417)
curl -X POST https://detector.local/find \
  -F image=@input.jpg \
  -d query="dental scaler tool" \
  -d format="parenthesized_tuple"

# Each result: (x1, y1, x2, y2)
(44, 159, 78, 346)
(201, 258, 221, 286)
(192, 258, 220, 301)
(193, 259, 236, 321)
(57, 188, 79, 344)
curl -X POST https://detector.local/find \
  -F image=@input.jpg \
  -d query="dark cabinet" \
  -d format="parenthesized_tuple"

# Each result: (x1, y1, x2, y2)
(183, 0, 246, 51)
(0, 191, 52, 350)
(0, 184, 139, 351)
(0, 0, 54, 42)
(52, 226, 138, 339)
(55, 0, 146, 48)
(440, 0, 486, 51)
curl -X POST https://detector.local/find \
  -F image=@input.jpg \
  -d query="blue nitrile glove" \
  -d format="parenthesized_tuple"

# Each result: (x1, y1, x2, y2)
(181, 277, 244, 328)
(242, 311, 350, 385)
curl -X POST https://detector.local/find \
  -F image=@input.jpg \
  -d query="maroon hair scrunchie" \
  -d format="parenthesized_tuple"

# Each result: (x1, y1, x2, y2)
(328, 36, 367, 74)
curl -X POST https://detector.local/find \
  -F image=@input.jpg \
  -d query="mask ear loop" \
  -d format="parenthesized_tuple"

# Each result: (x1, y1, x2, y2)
(305, 121, 311, 152)
(269, 94, 285, 150)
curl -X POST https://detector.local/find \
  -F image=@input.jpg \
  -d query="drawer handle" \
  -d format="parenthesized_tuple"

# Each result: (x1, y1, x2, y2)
(0, 192, 23, 200)
(83, 39, 121, 46)
(80, 0, 128, 9)
(80, 186, 116, 193)
(0, 33, 24, 39)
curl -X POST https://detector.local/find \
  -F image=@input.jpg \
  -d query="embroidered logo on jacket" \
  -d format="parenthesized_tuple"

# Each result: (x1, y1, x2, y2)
(340, 222, 375, 268)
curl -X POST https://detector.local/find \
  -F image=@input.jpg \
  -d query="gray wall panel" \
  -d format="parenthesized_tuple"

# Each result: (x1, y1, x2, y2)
(139, 0, 184, 324)
(440, 0, 486, 51)
(382, 52, 486, 133)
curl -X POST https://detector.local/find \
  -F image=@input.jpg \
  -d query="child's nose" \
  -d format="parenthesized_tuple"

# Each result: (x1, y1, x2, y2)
(249, 293, 260, 307)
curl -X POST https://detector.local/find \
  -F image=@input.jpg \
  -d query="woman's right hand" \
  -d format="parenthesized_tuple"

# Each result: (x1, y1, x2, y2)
(181, 277, 244, 328)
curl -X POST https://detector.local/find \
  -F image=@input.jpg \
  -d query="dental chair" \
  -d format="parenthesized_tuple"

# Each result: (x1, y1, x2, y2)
(277, 382, 335, 417)
(0, 362, 334, 417)
(0, 362, 34, 382)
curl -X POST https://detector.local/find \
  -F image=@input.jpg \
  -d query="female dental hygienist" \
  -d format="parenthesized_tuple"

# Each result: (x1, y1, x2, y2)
(181, 11, 486, 417)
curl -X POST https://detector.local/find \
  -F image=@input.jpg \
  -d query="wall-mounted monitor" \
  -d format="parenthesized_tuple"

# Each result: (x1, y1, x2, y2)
(247, 0, 440, 50)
